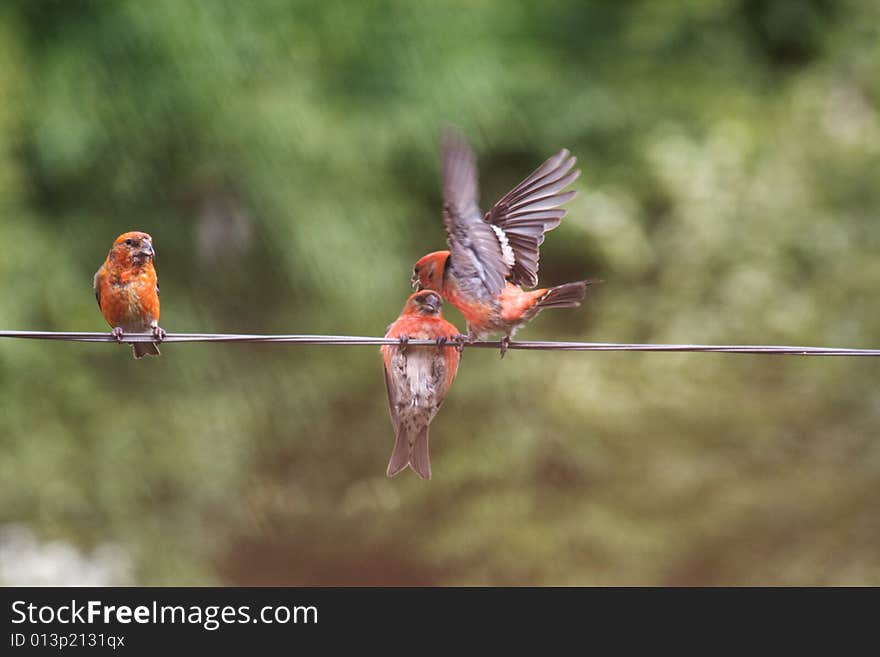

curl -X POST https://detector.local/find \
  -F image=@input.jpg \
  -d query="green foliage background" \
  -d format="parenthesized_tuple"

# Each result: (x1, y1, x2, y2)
(1, 0, 879, 585)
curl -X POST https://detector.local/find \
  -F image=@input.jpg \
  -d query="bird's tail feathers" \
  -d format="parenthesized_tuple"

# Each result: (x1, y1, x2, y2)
(131, 342, 161, 359)
(386, 426, 431, 480)
(537, 279, 600, 310)
(409, 427, 431, 480)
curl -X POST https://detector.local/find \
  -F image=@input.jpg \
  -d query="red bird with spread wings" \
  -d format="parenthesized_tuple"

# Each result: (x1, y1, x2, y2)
(412, 130, 595, 356)
(94, 231, 165, 359)
(382, 290, 462, 480)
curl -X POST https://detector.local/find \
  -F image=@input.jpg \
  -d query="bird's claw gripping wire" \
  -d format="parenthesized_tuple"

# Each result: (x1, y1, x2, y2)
(111, 327, 125, 343)
(152, 325, 167, 342)
(435, 336, 448, 352)
(500, 335, 511, 359)
(397, 335, 409, 355)
(452, 334, 469, 354)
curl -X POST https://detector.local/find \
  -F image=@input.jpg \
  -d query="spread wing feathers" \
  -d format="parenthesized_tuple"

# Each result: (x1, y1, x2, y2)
(441, 129, 509, 298)
(485, 149, 580, 288)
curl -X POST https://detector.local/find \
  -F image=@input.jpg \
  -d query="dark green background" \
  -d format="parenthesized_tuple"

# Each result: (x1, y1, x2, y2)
(1, 0, 878, 585)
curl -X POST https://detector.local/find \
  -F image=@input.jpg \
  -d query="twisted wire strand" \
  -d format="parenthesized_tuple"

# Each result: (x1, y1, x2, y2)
(0, 331, 878, 356)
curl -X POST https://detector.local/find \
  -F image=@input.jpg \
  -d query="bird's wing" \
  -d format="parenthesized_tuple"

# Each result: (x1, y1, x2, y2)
(381, 346, 400, 429)
(383, 366, 400, 428)
(93, 268, 103, 311)
(484, 148, 579, 289)
(441, 129, 509, 300)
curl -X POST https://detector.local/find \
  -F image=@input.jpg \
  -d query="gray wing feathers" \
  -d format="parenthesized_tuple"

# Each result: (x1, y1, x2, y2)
(442, 129, 482, 222)
(441, 129, 581, 292)
(383, 360, 400, 428)
(486, 149, 580, 288)
(441, 130, 509, 298)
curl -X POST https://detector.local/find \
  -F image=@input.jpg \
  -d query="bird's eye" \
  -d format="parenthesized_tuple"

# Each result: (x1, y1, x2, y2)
(125, 239, 135, 246)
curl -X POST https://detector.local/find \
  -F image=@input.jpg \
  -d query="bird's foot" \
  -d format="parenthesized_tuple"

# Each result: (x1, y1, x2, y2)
(500, 335, 511, 359)
(398, 335, 409, 354)
(452, 333, 470, 354)
(152, 325, 166, 342)
(435, 336, 448, 352)
(111, 327, 125, 343)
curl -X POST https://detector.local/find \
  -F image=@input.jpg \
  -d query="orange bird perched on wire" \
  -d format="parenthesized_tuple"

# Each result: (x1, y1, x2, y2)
(412, 129, 595, 356)
(382, 290, 462, 480)
(93, 231, 165, 359)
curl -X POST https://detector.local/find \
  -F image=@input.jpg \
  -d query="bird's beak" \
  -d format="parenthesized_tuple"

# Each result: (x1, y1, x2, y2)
(139, 241, 155, 258)
(423, 295, 440, 314)
(411, 272, 421, 290)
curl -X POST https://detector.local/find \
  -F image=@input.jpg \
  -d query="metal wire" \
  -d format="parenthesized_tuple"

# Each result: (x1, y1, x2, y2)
(0, 330, 878, 356)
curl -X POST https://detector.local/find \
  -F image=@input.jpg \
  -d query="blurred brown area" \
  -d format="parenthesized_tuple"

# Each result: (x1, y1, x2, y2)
(0, 0, 879, 585)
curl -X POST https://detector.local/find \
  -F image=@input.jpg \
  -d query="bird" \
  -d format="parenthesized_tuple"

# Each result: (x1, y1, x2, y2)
(93, 231, 165, 359)
(412, 129, 595, 356)
(382, 290, 462, 479)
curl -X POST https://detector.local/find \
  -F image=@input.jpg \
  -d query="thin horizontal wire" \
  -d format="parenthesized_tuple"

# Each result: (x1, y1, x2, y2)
(0, 330, 878, 356)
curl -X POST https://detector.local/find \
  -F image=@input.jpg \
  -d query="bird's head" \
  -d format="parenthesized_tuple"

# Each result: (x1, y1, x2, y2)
(404, 289, 443, 317)
(412, 250, 450, 292)
(110, 231, 155, 267)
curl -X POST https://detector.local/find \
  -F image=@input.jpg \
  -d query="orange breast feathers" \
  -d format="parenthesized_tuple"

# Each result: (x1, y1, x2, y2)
(95, 258, 160, 330)
(439, 276, 499, 331)
(383, 314, 461, 390)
